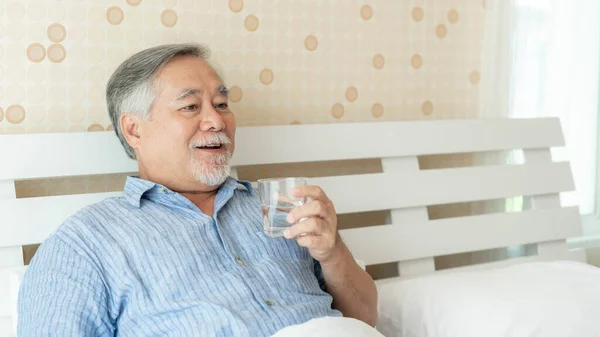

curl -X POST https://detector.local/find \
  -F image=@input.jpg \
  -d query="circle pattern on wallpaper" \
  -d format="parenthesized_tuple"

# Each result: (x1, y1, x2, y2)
(0, 1, 486, 137)
(469, 70, 481, 85)
(229, 0, 244, 13)
(27, 4, 45, 21)
(421, 101, 434, 115)
(6, 105, 26, 124)
(48, 3, 66, 22)
(7, 67, 26, 83)
(436, 24, 448, 38)
(27, 43, 46, 63)
(290, 120, 301, 125)
(87, 105, 106, 122)
(106, 6, 124, 25)
(412, 7, 424, 22)
(229, 86, 243, 102)
(371, 103, 384, 118)
(69, 85, 86, 104)
(373, 54, 385, 69)
(88, 66, 105, 83)
(68, 105, 86, 123)
(24, 106, 45, 125)
(127, 0, 142, 6)
(47, 44, 67, 63)
(47, 105, 67, 123)
(8, 84, 26, 102)
(361, 5, 373, 20)
(67, 124, 86, 133)
(28, 85, 46, 103)
(7, 23, 26, 41)
(0, 107, 4, 123)
(87, 123, 105, 132)
(49, 65, 67, 82)
(411, 54, 423, 69)
(304, 35, 318, 51)
(163, 0, 178, 8)
(448, 9, 459, 24)
(331, 103, 344, 119)
(245, 15, 259, 31)
(259, 69, 274, 85)
(47, 23, 67, 43)
(161, 10, 178, 27)
(7, 2, 26, 21)
(345, 87, 358, 102)
(48, 86, 67, 104)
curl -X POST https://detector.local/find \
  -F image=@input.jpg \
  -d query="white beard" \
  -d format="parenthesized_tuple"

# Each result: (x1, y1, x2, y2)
(190, 151, 232, 186)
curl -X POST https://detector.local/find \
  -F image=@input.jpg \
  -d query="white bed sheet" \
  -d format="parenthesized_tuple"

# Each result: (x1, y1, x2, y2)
(271, 317, 383, 337)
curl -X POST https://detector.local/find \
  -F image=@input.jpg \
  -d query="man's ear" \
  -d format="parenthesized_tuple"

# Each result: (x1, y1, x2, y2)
(120, 113, 142, 150)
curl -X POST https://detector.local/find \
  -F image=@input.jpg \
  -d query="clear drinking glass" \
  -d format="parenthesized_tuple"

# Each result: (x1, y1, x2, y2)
(258, 177, 307, 238)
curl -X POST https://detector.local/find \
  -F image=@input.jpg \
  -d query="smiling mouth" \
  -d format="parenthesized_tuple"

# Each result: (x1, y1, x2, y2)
(195, 144, 223, 150)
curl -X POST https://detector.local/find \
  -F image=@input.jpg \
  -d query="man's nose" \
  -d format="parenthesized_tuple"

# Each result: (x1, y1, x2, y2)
(199, 104, 225, 132)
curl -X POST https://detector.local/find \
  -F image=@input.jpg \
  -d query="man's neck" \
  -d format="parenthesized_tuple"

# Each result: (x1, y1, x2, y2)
(138, 168, 222, 217)
(180, 190, 219, 217)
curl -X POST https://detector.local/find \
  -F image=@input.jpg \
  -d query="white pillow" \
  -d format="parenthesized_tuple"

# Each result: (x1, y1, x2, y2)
(375, 261, 600, 337)
(7, 266, 27, 335)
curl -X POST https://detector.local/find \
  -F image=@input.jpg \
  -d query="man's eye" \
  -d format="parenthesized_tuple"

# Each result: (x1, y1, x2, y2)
(181, 104, 198, 111)
(216, 103, 229, 109)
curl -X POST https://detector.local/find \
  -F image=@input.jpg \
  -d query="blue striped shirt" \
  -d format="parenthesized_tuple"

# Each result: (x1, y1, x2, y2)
(18, 176, 341, 336)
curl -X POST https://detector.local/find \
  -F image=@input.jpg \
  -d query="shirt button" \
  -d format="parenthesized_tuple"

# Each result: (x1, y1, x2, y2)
(265, 299, 275, 306)
(235, 258, 245, 265)
(159, 187, 167, 194)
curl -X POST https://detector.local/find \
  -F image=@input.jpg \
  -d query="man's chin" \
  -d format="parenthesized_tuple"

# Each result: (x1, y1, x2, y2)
(191, 165, 231, 187)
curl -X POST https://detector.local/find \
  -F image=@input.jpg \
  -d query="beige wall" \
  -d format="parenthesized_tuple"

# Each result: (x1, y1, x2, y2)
(1, 0, 488, 268)
(5, 0, 487, 198)
(1, 0, 486, 134)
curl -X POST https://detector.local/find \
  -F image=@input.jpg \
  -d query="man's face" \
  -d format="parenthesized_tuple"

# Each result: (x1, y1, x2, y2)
(133, 55, 236, 190)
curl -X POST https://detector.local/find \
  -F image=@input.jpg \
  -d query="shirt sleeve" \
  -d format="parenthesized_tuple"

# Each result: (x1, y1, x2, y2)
(313, 259, 327, 292)
(17, 234, 114, 337)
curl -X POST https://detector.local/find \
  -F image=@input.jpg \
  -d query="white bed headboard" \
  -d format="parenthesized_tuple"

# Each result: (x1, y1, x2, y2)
(0, 118, 586, 334)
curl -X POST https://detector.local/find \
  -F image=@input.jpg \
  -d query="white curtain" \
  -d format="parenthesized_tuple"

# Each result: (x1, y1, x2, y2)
(479, 0, 516, 119)
(481, 0, 600, 218)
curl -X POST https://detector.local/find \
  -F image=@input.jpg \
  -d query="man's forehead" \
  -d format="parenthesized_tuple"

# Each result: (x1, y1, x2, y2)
(154, 75, 226, 97)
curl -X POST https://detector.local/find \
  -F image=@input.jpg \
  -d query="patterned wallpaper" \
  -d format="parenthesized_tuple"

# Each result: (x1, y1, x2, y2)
(1, 0, 487, 266)
(0, 0, 486, 136)
(4, 0, 486, 190)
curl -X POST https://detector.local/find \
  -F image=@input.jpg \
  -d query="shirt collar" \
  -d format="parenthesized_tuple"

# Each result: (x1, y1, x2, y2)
(123, 176, 254, 208)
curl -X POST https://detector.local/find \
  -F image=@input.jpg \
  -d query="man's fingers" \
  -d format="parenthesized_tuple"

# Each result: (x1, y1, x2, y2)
(283, 218, 322, 239)
(291, 185, 328, 201)
(296, 234, 326, 249)
(286, 200, 327, 224)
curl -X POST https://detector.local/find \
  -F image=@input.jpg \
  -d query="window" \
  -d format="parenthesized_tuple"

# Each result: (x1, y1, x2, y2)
(510, 0, 600, 232)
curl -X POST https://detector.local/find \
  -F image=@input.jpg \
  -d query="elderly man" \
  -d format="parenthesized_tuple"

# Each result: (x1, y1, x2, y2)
(17, 43, 377, 336)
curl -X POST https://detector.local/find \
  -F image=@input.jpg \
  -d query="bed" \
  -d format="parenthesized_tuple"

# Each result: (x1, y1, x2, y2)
(1, 117, 599, 336)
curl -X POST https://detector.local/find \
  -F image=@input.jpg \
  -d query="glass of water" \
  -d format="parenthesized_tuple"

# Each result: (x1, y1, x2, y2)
(258, 177, 307, 238)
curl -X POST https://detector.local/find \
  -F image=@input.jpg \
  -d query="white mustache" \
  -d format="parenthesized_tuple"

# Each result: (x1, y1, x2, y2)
(189, 132, 232, 148)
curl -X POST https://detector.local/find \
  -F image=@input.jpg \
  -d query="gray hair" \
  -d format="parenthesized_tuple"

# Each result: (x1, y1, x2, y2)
(106, 43, 211, 159)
